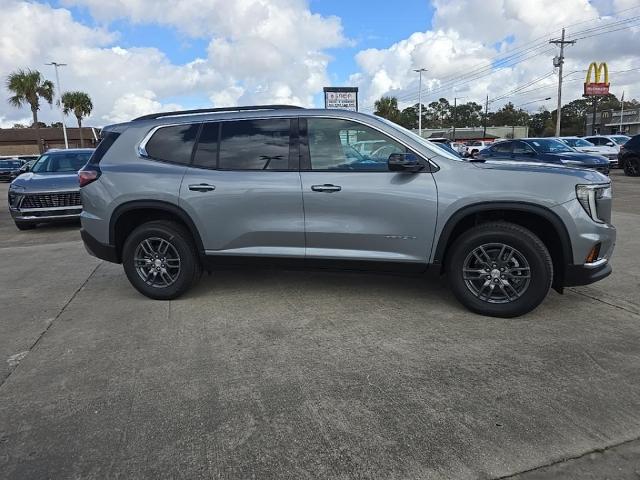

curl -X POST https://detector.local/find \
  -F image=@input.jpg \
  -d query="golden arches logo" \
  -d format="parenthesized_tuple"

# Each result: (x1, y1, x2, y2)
(585, 62, 609, 85)
(584, 62, 610, 96)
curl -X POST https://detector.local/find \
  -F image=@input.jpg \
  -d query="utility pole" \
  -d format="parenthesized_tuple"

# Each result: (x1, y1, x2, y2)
(549, 28, 576, 137)
(45, 62, 69, 149)
(592, 96, 598, 135)
(483, 94, 489, 139)
(414, 68, 427, 137)
(619, 91, 625, 134)
(452, 97, 457, 141)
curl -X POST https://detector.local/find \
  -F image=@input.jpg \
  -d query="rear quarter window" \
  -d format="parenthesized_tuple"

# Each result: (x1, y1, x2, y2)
(144, 124, 200, 165)
(89, 131, 120, 165)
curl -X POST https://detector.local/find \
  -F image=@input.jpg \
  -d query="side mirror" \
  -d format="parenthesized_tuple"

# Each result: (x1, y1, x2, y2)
(523, 150, 536, 156)
(22, 164, 31, 172)
(388, 153, 423, 172)
(605, 142, 615, 147)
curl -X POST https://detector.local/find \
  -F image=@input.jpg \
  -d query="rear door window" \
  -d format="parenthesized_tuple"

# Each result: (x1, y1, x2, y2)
(217, 119, 292, 170)
(144, 124, 200, 164)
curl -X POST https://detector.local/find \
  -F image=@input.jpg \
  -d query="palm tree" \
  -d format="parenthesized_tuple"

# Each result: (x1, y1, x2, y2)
(61, 91, 93, 147)
(374, 96, 401, 123)
(6, 69, 54, 153)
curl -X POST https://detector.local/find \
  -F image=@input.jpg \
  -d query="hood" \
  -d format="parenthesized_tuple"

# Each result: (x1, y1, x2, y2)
(544, 151, 609, 165)
(10, 171, 79, 192)
(473, 160, 609, 183)
(574, 145, 617, 155)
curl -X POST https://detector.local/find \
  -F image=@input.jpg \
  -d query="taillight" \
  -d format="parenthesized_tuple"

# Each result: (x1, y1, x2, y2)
(79, 166, 101, 187)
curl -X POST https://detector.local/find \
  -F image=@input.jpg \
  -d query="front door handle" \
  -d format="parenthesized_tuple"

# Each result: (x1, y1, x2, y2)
(311, 184, 341, 193)
(188, 183, 215, 192)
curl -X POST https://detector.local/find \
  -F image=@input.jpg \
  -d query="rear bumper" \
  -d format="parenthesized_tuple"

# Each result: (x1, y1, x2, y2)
(81, 228, 120, 263)
(563, 259, 612, 286)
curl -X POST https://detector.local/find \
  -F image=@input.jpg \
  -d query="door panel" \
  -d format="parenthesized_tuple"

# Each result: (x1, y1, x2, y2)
(180, 119, 304, 257)
(301, 172, 437, 262)
(300, 117, 437, 263)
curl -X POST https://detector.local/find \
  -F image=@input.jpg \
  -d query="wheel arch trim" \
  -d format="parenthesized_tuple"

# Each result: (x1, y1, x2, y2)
(109, 200, 205, 256)
(431, 201, 573, 267)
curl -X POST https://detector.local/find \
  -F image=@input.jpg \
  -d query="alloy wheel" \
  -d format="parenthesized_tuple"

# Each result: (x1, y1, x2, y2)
(134, 237, 181, 288)
(462, 243, 531, 304)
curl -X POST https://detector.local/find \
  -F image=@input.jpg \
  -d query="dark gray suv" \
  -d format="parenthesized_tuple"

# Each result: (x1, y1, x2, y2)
(79, 106, 615, 317)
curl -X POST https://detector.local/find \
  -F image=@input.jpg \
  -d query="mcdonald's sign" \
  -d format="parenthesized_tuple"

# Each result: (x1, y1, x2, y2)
(584, 62, 610, 96)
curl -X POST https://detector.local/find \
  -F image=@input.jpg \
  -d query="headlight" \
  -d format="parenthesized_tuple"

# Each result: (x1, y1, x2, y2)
(8, 185, 24, 207)
(576, 184, 611, 223)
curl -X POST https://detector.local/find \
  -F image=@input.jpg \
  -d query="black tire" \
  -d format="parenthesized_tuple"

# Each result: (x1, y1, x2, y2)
(15, 222, 36, 231)
(122, 220, 202, 300)
(445, 222, 553, 318)
(623, 156, 640, 176)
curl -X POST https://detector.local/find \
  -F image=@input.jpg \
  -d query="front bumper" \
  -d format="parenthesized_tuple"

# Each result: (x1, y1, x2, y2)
(564, 259, 612, 286)
(10, 206, 82, 223)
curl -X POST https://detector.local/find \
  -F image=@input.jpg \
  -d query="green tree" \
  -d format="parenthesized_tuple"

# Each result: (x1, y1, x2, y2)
(426, 98, 451, 128)
(61, 91, 93, 147)
(374, 96, 401, 123)
(6, 69, 54, 153)
(529, 108, 552, 136)
(453, 101, 483, 127)
(489, 102, 530, 128)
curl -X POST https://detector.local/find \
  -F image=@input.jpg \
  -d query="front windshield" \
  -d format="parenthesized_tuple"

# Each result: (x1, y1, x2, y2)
(32, 152, 92, 173)
(376, 117, 461, 161)
(0, 160, 22, 168)
(612, 136, 630, 145)
(527, 139, 573, 153)
(562, 138, 593, 148)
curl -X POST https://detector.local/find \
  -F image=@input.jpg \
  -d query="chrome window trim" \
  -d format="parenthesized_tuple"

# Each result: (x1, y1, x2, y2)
(137, 114, 441, 171)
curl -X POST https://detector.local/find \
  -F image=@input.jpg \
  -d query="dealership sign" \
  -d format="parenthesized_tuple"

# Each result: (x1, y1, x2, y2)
(584, 62, 610, 96)
(324, 87, 359, 111)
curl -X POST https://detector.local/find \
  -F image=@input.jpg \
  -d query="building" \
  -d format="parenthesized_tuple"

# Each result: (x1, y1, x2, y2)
(417, 126, 529, 142)
(585, 108, 640, 136)
(0, 127, 99, 156)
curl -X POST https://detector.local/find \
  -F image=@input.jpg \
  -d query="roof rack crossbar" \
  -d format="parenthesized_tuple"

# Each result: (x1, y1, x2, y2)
(132, 105, 304, 121)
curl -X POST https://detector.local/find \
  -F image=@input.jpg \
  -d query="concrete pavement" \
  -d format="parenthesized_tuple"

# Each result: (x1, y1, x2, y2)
(1, 172, 639, 479)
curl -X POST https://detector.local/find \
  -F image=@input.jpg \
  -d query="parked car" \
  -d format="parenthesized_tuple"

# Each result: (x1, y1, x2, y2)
(558, 136, 618, 167)
(0, 158, 24, 182)
(464, 140, 491, 158)
(9, 159, 37, 181)
(8, 148, 94, 230)
(430, 141, 462, 158)
(583, 135, 631, 166)
(477, 138, 611, 175)
(618, 134, 640, 176)
(451, 142, 467, 155)
(79, 106, 614, 318)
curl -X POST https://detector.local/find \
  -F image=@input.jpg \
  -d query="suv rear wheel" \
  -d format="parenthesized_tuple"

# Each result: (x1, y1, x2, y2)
(122, 220, 202, 300)
(446, 222, 553, 318)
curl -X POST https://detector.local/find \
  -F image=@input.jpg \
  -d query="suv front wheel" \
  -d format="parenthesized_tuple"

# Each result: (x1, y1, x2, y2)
(446, 222, 553, 318)
(122, 220, 202, 300)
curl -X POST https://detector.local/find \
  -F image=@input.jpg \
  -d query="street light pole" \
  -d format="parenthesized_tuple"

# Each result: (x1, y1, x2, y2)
(413, 68, 427, 137)
(45, 62, 69, 149)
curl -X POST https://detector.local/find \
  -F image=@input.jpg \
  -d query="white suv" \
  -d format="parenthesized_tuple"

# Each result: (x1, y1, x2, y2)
(583, 135, 631, 166)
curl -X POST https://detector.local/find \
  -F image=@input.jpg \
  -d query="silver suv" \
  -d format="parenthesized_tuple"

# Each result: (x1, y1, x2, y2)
(79, 106, 616, 317)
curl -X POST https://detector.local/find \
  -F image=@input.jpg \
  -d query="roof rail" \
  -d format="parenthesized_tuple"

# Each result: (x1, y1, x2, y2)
(132, 105, 304, 121)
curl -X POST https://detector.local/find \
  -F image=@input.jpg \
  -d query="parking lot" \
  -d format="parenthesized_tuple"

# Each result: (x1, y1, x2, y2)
(0, 172, 639, 479)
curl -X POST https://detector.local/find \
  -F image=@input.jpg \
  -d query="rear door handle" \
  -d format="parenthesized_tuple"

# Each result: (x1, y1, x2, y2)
(188, 183, 215, 192)
(311, 184, 341, 193)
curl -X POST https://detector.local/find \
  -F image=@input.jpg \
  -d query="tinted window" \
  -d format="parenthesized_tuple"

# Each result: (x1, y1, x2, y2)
(307, 118, 406, 171)
(0, 160, 21, 168)
(513, 141, 535, 154)
(625, 135, 640, 148)
(585, 137, 603, 145)
(32, 152, 92, 173)
(193, 122, 219, 169)
(218, 119, 290, 170)
(145, 124, 199, 164)
(89, 131, 120, 165)
(491, 141, 512, 154)
(527, 139, 572, 153)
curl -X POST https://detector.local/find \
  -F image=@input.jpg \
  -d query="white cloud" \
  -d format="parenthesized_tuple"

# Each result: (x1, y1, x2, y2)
(0, 0, 346, 126)
(350, 0, 640, 113)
